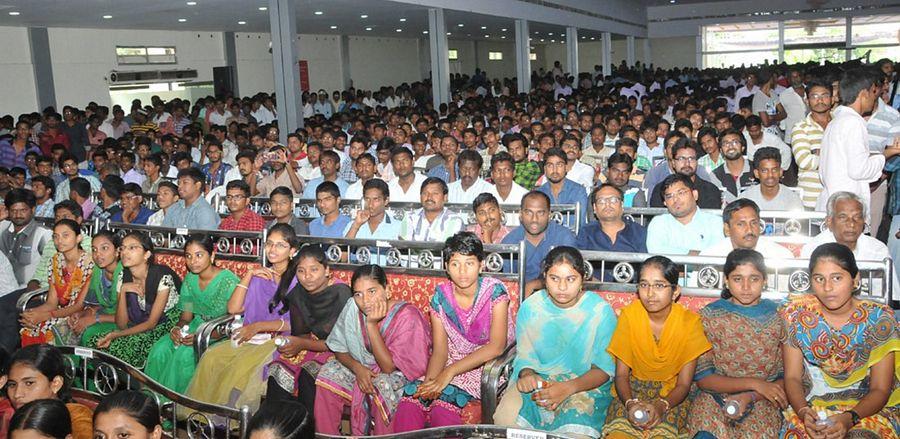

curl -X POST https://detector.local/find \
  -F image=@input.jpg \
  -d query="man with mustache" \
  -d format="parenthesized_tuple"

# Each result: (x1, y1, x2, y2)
(646, 174, 723, 255)
(699, 198, 793, 258)
(648, 140, 723, 209)
(399, 177, 464, 242)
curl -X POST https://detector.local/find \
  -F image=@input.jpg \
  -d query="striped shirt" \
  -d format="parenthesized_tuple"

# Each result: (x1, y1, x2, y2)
(791, 113, 827, 210)
(866, 99, 900, 153)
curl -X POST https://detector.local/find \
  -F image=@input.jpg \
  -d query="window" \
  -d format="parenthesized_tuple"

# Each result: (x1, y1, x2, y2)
(489, 51, 503, 60)
(116, 46, 177, 65)
(448, 49, 458, 60)
(851, 14, 900, 62)
(702, 22, 779, 68)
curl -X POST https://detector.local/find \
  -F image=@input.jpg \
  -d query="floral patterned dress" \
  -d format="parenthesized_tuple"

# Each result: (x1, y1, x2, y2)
(20, 251, 93, 346)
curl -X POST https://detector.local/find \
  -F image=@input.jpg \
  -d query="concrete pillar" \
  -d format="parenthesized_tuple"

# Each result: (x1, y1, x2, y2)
(268, 0, 303, 139)
(339, 35, 352, 90)
(515, 19, 531, 93)
(28, 27, 56, 110)
(643, 38, 651, 67)
(778, 21, 785, 63)
(601, 32, 612, 78)
(428, 8, 450, 108)
(223, 31, 239, 96)
(626, 35, 635, 67)
(566, 26, 578, 76)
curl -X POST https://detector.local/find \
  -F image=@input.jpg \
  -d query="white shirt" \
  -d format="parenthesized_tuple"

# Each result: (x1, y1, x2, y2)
(0, 252, 17, 297)
(745, 131, 792, 170)
(800, 230, 897, 297)
(388, 172, 428, 203)
(252, 107, 277, 125)
(302, 103, 315, 119)
(448, 178, 494, 205)
(815, 106, 885, 218)
(345, 178, 382, 201)
(733, 84, 759, 112)
(222, 139, 239, 167)
(566, 160, 595, 194)
(414, 154, 434, 171)
(489, 182, 529, 205)
(208, 110, 232, 127)
(701, 237, 794, 258)
(780, 87, 808, 143)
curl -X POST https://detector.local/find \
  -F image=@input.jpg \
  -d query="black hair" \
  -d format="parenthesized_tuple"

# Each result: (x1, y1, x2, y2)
(521, 190, 551, 210)
(615, 137, 638, 153)
(721, 249, 767, 299)
(752, 146, 782, 170)
(122, 230, 155, 264)
(421, 176, 448, 195)
(53, 199, 83, 219)
(490, 151, 515, 171)
(363, 178, 390, 200)
(93, 391, 160, 433)
(320, 150, 340, 164)
(143, 153, 163, 168)
(9, 399, 72, 439)
(247, 400, 312, 439)
(8, 167, 26, 178)
(185, 234, 216, 257)
(226, 179, 251, 197)
(389, 146, 414, 162)
(745, 114, 762, 128)
(69, 177, 92, 200)
(9, 344, 71, 402)
(4, 188, 36, 209)
(607, 152, 634, 172)
(351, 264, 388, 291)
(590, 183, 624, 205)
(809, 242, 860, 281)
(121, 182, 143, 197)
(543, 147, 568, 164)
(640, 255, 680, 287)
(722, 198, 760, 223)
(472, 192, 500, 212)
(540, 246, 586, 280)
(670, 139, 696, 159)
(696, 126, 718, 143)
(157, 180, 178, 195)
(805, 79, 832, 98)
(102, 175, 124, 199)
(458, 149, 483, 169)
(659, 173, 695, 202)
(839, 67, 881, 106)
(443, 231, 485, 264)
(177, 167, 206, 189)
(92, 229, 121, 250)
(270, 244, 328, 314)
(53, 218, 81, 236)
(355, 153, 377, 166)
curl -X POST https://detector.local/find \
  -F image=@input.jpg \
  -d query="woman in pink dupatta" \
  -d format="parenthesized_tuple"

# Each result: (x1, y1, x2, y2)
(394, 232, 514, 430)
(314, 265, 431, 435)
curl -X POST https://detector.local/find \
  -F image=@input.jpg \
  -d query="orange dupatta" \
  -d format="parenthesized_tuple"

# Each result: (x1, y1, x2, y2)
(607, 300, 711, 396)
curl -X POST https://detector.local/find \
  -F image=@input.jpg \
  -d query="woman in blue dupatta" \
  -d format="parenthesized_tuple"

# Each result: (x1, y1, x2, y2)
(497, 246, 617, 438)
(314, 264, 431, 435)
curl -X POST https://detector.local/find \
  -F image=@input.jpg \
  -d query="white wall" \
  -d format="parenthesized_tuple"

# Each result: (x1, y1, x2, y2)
(649, 36, 697, 69)
(234, 33, 274, 97)
(46, 28, 226, 108)
(0, 27, 38, 116)
(348, 36, 423, 91)
(474, 41, 517, 79)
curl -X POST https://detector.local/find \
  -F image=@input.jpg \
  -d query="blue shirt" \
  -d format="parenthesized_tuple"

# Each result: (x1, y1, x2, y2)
(537, 178, 592, 226)
(110, 207, 155, 225)
(309, 214, 352, 238)
(161, 198, 221, 230)
(427, 162, 460, 183)
(646, 209, 723, 255)
(575, 219, 647, 253)
(302, 176, 349, 199)
(502, 222, 577, 282)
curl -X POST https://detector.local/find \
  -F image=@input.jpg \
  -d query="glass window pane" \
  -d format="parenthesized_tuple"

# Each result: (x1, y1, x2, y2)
(448, 49, 458, 60)
(146, 47, 175, 56)
(851, 15, 900, 46)
(704, 51, 778, 68)
(784, 48, 845, 64)
(704, 23, 778, 52)
(116, 47, 146, 57)
(784, 19, 846, 46)
(851, 46, 900, 62)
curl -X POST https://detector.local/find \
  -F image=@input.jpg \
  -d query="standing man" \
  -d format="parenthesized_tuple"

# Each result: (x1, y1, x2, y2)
(780, 67, 808, 144)
(791, 80, 833, 210)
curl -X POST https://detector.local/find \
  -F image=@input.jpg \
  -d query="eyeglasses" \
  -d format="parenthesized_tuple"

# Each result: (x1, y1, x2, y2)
(722, 139, 742, 147)
(664, 188, 691, 202)
(809, 93, 832, 100)
(673, 156, 697, 163)
(225, 195, 247, 201)
(594, 196, 622, 207)
(637, 282, 674, 292)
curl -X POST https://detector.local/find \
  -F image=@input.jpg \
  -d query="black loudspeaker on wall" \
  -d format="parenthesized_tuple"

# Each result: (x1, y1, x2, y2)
(213, 66, 236, 98)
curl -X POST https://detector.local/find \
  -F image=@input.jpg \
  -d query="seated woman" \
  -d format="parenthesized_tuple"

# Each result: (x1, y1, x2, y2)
(264, 246, 352, 411)
(92, 391, 163, 439)
(467, 193, 510, 244)
(314, 265, 431, 435)
(6, 344, 93, 439)
(144, 235, 239, 393)
(8, 399, 73, 439)
(780, 243, 899, 438)
(71, 230, 122, 346)
(687, 249, 787, 438)
(395, 231, 513, 430)
(496, 246, 617, 438)
(88, 232, 182, 369)
(602, 255, 712, 438)
(19, 219, 93, 346)
(186, 224, 297, 413)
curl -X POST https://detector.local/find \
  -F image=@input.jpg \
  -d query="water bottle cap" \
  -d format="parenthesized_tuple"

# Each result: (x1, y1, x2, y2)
(817, 410, 828, 420)
(181, 325, 190, 332)
(726, 404, 738, 415)
(633, 409, 646, 420)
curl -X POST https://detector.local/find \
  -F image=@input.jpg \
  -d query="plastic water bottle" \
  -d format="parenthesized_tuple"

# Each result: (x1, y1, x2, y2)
(631, 408, 650, 427)
(724, 400, 741, 416)
(230, 315, 244, 347)
(179, 325, 190, 338)
(273, 336, 287, 348)
(816, 410, 833, 428)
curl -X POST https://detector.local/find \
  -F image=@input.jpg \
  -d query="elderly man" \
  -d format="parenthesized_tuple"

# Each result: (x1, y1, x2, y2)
(647, 174, 723, 255)
(700, 199, 794, 258)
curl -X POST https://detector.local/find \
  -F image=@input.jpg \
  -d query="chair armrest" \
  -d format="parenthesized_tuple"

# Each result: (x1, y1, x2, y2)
(480, 342, 517, 424)
(193, 314, 235, 359)
(16, 288, 49, 313)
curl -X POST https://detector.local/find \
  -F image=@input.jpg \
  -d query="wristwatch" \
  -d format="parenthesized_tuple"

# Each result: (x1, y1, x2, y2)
(845, 410, 860, 426)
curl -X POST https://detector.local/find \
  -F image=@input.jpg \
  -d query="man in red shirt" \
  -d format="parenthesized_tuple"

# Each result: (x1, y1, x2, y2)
(38, 112, 70, 157)
(218, 180, 266, 232)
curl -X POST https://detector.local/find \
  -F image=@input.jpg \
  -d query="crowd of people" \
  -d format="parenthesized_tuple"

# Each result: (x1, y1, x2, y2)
(0, 55, 898, 438)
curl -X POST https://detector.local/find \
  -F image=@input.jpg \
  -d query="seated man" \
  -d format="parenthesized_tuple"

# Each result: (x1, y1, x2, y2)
(344, 178, 401, 240)
(649, 140, 723, 209)
(219, 180, 266, 232)
(576, 183, 647, 256)
(700, 198, 794, 258)
(162, 167, 221, 230)
(502, 191, 576, 298)
(387, 147, 427, 203)
(605, 153, 646, 208)
(255, 146, 303, 197)
(426, 134, 460, 183)
(344, 153, 378, 201)
(68, 177, 96, 221)
(647, 174, 724, 255)
(448, 150, 492, 204)
(505, 133, 541, 190)
(268, 185, 309, 235)
(55, 152, 101, 203)
(744, 115, 792, 170)
(710, 128, 755, 201)
(146, 180, 179, 226)
(110, 183, 155, 224)
(92, 175, 124, 221)
(400, 177, 464, 242)
(488, 151, 529, 205)
(537, 147, 591, 226)
(738, 147, 803, 211)
(309, 182, 351, 238)
(302, 150, 348, 199)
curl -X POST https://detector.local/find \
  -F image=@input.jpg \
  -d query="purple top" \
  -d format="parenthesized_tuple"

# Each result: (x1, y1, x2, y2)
(243, 275, 293, 326)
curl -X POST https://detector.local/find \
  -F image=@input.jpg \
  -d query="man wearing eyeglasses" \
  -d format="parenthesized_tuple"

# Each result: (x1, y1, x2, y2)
(648, 140, 722, 209)
(219, 180, 266, 232)
(576, 183, 647, 262)
(647, 174, 723, 256)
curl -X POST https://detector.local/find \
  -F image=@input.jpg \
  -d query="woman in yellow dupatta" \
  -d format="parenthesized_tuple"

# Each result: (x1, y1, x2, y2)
(602, 256, 711, 438)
